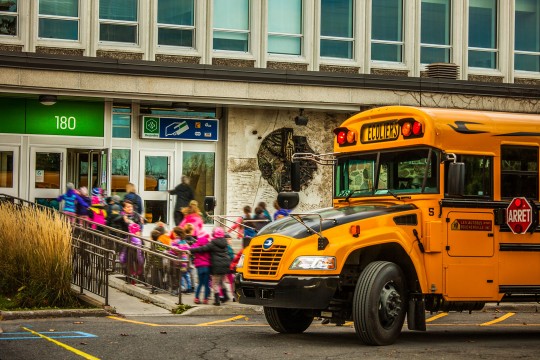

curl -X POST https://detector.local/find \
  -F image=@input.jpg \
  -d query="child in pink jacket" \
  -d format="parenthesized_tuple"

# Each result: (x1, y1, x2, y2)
(191, 229, 211, 304)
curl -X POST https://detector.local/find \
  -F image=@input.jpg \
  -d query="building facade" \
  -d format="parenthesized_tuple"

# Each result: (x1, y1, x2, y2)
(0, 0, 539, 225)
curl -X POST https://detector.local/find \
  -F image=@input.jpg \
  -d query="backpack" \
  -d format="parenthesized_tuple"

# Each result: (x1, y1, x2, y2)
(243, 223, 257, 238)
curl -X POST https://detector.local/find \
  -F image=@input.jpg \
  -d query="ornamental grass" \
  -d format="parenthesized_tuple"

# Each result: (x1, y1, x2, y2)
(0, 202, 78, 308)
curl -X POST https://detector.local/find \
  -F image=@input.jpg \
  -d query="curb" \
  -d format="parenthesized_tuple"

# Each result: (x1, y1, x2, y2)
(0, 308, 110, 321)
(0, 292, 112, 321)
(483, 303, 539, 313)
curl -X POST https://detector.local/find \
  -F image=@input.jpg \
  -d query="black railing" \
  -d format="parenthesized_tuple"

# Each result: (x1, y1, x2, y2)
(72, 237, 115, 305)
(0, 194, 189, 306)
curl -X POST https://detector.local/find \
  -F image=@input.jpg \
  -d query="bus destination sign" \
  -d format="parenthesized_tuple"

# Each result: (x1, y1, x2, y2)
(361, 120, 399, 144)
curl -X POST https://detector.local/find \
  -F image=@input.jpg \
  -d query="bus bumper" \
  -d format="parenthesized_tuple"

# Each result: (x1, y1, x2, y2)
(235, 273, 340, 309)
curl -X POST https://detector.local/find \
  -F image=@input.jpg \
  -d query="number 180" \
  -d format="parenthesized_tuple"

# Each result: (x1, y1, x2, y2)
(55, 116, 76, 130)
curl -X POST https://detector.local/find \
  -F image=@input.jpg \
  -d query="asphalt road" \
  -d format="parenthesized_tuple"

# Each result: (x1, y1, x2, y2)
(1, 310, 540, 360)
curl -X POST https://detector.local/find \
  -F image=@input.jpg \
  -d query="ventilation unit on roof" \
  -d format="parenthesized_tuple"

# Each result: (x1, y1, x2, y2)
(426, 63, 460, 80)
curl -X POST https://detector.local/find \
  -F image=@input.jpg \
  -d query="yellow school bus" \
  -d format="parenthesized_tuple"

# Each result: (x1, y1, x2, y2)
(233, 106, 540, 345)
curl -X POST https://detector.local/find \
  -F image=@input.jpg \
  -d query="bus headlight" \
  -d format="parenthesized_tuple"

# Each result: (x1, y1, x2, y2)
(236, 254, 245, 269)
(290, 256, 336, 270)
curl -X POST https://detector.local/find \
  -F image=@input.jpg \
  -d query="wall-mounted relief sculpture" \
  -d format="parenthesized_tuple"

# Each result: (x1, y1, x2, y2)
(257, 128, 318, 192)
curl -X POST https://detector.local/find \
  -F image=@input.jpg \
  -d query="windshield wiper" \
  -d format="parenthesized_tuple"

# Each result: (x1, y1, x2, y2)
(344, 190, 361, 202)
(386, 189, 410, 200)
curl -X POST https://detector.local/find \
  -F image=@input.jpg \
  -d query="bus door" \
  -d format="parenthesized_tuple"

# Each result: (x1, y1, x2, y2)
(139, 150, 174, 226)
(29, 147, 66, 209)
(444, 210, 498, 299)
(0, 146, 19, 198)
(67, 148, 109, 192)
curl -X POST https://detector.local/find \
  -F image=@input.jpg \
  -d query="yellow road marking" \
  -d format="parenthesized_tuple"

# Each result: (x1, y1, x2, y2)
(426, 312, 448, 323)
(107, 316, 160, 326)
(22, 327, 99, 360)
(196, 315, 246, 326)
(107, 315, 249, 327)
(480, 312, 515, 326)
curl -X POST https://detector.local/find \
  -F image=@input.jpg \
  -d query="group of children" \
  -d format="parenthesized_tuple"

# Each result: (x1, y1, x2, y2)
(150, 220, 240, 306)
(58, 187, 285, 306)
(57, 183, 125, 229)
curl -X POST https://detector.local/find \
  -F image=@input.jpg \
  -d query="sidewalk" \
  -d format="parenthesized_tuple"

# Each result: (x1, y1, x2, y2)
(106, 274, 263, 316)
(0, 275, 263, 321)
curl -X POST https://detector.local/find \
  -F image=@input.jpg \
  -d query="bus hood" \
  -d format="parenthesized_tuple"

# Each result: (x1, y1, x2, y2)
(258, 203, 417, 239)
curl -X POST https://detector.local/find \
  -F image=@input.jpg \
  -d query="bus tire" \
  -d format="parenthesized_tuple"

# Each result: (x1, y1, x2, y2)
(264, 307, 313, 334)
(353, 261, 407, 346)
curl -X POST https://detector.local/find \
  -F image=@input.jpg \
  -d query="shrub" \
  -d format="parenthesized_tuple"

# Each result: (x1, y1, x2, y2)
(0, 202, 78, 308)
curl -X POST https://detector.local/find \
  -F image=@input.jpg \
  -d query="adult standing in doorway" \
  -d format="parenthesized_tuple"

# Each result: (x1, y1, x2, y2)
(168, 175, 194, 226)
(124, 182, 144, 218)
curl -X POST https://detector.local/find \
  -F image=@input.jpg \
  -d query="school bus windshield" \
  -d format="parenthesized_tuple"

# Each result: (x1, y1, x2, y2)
(334, 147, 440, 198)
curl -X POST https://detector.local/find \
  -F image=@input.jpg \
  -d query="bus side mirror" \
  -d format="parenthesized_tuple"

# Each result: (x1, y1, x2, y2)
(291, 161, 301, 192)
(204, 196, 216, 212)
(447, 162, 465, 196)
(277, 192, 299, 210)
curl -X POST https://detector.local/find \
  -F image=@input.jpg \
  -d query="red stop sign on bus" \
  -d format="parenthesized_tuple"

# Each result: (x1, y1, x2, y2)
(506, 197, 533, 234)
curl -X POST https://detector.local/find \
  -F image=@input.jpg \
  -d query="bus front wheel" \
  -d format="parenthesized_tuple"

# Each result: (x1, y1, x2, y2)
(353, 261, 408, 346)
(264, 307, 313, 334)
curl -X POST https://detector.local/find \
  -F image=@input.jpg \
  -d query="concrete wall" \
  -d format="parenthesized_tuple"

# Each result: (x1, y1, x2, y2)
(225, 108, 348, 216)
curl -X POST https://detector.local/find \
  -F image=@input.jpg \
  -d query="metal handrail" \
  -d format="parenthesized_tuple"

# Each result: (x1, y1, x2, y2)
(0, 194, 192, 306)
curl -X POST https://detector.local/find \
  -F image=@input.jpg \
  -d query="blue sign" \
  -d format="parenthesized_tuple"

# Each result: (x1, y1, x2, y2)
(141, 116, 218, 141)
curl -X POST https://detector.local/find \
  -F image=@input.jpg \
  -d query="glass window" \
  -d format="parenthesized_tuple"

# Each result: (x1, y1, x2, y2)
(515, 0, 540, 72)
(111, 149, 130, 195)
(0, 150, 13, 188)
(468, 0, 497, 69)
(99, 0, 138, 44)
(213, 0, 249, 52)
(38, 0, 79, 40)
(334, 148, 439, 198)
(0, 0, 17, 36)
(35, 152, 61, 189)
(183, 151, 215, 223)
(443, 155, 492, 198)
(501, 146, 538, 199)
(113, 105, 131, 138)
(421, 0, 451, 64)
(157, 0, 194, 47)
(320, 0, 353, 59)
(371, 0, 403, 62)
(144, 156, 168, 192)
(268, 0, 302, 55)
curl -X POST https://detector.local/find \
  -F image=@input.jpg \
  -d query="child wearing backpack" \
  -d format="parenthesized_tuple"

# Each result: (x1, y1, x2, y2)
(170, 226, 192, 294)
(89, 188, 107, 230)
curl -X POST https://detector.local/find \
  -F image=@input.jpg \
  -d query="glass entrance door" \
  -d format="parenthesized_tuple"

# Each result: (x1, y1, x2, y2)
(0, 146, 19, 198)
(29, 148, 66, 209)
(67, 149, 109, 193)
(139, 151, 173, 226)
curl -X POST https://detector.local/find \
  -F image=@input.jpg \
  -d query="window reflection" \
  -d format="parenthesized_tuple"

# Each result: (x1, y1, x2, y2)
(183, 151, 215, 223)
(468, 0, 497, 69)
(35, 152, 60, 189)
(144, 156, 168, 191)
(111, 149, 130, 195)
(371, 0, 403, 62)
(0, 151, 13, 188)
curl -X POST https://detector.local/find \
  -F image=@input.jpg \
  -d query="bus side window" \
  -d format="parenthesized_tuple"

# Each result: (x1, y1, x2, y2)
(445, 154, 493, 198)
(501, 146, 538, 199)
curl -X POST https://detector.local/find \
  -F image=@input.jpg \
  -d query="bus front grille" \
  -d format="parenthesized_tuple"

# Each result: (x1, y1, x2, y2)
(247, 245, 286, 276)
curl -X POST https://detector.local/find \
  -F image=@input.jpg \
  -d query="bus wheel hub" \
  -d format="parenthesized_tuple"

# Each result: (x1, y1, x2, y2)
(379, 282, 402, 322)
